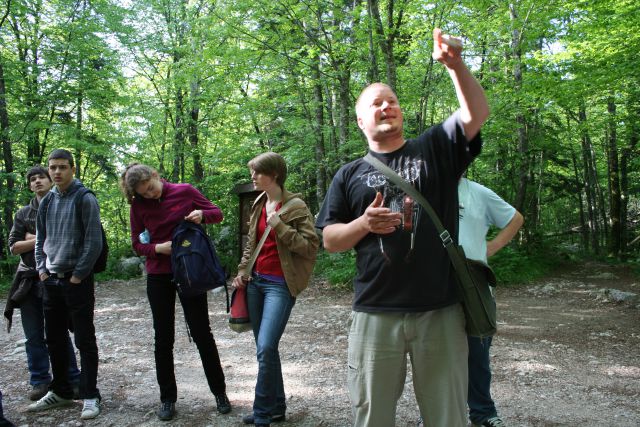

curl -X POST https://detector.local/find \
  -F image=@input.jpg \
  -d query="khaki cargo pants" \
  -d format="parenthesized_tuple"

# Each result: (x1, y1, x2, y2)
(347, 304, 468, 427)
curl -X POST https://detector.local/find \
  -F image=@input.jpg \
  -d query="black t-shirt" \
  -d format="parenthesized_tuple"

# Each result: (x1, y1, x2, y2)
(316, 112, 481, 312)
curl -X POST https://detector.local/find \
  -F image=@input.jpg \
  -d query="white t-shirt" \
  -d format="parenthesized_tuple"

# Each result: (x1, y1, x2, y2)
(458, 178, 516, 263)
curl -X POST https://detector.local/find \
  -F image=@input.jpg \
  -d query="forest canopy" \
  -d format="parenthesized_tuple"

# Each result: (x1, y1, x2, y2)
(0, 0, 638, 281)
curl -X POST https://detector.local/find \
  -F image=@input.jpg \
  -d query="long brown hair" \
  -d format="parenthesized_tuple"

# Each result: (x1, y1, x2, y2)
(119, 163, 158, 203)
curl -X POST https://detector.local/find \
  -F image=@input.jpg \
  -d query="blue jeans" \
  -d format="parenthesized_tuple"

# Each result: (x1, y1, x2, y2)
(247, 274, 295, 425)
(20, 283, 80, 386)
(43, 275, 100, 400)
(467, 335, 497, 424)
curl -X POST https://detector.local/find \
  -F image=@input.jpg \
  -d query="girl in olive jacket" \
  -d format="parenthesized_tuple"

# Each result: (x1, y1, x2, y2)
(233, 152, 319, 427)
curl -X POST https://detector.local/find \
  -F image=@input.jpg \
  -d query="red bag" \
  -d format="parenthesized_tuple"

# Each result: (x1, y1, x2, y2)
(229, 287, 252, 333)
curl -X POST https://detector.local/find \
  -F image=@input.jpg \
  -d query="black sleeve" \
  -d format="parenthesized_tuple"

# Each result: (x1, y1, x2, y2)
(8, 208, 28, 250)
(439, 111, 482, 177)
(316, 167, 351, 230)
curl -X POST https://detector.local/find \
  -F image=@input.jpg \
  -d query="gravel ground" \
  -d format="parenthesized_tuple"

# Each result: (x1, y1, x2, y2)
(1, 260, 638, 426)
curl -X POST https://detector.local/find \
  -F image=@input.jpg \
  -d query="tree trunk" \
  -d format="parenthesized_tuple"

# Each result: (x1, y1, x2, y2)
(0, 59, 15, 247)
(606, 97, 621, 257)
(571, 147, 588, 251)
(578, 106, 599, 253)
(76, 89, 83, 179)
(323, 85, 337, 155)
(367, 0, 400, 90)
(596, 177, 609, 250)
(366, 0, 379, 83)
(311, 59, 327, 209)
(417, 56, 436, 134)
(620, 133, 634, 255)
(620, 95, 638, 255)
(188, 79, 203, 184)
(510, 4, 528, 215)
(173, 86, 185, 182)
(337, 71, 351, 149)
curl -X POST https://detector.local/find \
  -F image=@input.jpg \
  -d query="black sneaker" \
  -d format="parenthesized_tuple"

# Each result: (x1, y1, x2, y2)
(215, 393, 231, 414)
(472, 416, 505, 427)
(0, 415, 16, 427)
(243, 413, 286, 424)
(156, 402, 176, 421)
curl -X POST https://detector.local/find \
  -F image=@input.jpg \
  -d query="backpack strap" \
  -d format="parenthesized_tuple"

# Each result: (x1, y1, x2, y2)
(73, 188, 97, 237)
(39, 192, 53, 223)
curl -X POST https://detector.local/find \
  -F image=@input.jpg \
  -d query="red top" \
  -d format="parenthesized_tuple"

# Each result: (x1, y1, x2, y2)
(254, 204, 284, 278)
(130, 180, 223, 274)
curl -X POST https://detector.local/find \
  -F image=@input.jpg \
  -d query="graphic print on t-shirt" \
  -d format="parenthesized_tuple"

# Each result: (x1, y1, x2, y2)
(359, 158, 422, 233)
(359, 158, 423, 263)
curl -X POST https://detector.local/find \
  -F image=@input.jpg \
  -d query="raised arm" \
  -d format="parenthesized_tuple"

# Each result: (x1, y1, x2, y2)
(432, 28, 489, 140)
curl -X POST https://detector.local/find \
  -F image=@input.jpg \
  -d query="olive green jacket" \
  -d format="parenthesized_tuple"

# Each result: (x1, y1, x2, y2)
(237, 190, 319, 297)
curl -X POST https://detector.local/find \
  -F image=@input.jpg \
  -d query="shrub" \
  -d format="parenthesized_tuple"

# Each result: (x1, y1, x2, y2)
(314, 249, 356, 290)
(490, 243, 562, 286)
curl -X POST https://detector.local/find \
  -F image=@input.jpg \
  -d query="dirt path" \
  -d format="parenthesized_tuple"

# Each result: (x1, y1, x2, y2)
(1, 261, 639, 426)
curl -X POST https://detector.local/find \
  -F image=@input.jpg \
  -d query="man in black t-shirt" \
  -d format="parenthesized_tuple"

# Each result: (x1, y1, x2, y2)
(316, 28, 489, 427)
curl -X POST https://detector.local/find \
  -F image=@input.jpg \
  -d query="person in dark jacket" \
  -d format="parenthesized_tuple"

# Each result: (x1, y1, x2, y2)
(30, 150, 103, 420)
(3, 166, 80, 402)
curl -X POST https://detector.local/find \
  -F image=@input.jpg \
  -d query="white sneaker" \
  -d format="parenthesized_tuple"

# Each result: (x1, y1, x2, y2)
(80, 397, 101, 419)
(27, 391, 73, 412)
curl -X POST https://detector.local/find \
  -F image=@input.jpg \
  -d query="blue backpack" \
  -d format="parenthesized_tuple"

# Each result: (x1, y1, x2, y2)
(171, 220, 227, 297)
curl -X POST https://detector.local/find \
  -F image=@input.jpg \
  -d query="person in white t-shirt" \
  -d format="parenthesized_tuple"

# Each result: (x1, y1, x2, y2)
(458, 177, 524, 427)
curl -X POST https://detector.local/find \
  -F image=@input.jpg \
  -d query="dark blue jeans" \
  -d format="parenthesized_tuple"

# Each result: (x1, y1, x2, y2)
(247, 274, 295, 425)
(467, 335, 497, 424)
(20, 283, 80, 386)
(146, 274, 226, 403)
(43, 275, 100, 400)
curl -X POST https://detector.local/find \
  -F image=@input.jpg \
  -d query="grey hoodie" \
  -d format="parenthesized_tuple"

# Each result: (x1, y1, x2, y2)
(35, 179, 103, 280)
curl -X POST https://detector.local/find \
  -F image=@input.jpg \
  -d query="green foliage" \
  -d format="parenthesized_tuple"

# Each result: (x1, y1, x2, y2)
(0, 0, 637, 275)
(315, 243, 564, 290)
(94, 245, 142, 282)
(631, 258, 640, 279)
(314, 250, 357, 290)
(0, 255, 19, 295)
(490, 243, 565, 286)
